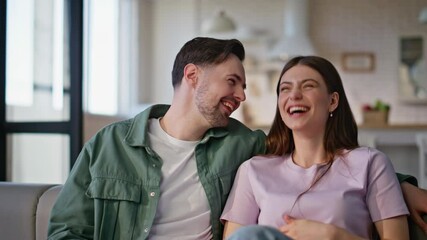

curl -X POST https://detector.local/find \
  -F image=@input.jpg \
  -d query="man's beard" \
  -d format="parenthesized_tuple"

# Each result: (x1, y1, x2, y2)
(195, 81, 229, 127)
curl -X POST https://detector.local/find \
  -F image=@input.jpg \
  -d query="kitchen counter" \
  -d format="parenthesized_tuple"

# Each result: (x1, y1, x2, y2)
(358, 124, 427, 130)
(358, 125, 427, 146)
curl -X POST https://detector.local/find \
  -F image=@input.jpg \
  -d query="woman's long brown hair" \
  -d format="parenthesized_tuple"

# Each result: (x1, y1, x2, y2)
(266, 56, 359, 158)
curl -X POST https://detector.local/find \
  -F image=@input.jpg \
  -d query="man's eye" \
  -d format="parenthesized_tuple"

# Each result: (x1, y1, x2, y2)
(228, 79, 236, 85)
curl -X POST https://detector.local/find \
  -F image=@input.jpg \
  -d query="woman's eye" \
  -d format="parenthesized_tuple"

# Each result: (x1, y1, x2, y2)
(228, 79, 236, 85)
(280, 87, 290, 92)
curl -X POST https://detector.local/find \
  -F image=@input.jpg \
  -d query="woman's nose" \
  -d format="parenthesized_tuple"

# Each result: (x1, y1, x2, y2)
(289, 88, 302, 100)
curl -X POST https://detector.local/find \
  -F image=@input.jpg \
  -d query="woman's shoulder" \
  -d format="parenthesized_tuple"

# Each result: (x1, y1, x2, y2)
(248, 154, 288, 162)
(242, 154, 289, 170)
(344, 146, 390, 164)
(347, 146, 386, 156)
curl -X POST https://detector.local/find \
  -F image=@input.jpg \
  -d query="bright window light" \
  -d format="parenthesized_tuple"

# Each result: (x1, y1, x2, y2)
(84, 0, 119, 115)
(6, 0, 34, 106)
(52, 0, 64, 110)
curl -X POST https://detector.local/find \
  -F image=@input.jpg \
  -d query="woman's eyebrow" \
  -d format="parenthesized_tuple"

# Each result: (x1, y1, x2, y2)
(279, 78, 319, 86)
(279, 81, 292, 85)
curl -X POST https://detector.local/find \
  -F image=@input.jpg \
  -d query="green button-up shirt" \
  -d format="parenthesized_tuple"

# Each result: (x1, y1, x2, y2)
(48, 104, 266, 240)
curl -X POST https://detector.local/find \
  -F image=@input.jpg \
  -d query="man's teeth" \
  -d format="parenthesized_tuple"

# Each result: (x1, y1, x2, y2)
(223, 102, 234, 111)
(289, 106, 308, 114)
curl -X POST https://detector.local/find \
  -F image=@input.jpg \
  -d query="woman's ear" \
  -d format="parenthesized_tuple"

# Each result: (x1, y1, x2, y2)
(329, 92, 339, 112)
(183, 63, 199, 88)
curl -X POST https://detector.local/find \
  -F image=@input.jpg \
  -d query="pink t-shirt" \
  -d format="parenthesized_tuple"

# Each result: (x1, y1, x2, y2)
(221, 147, 409, 239)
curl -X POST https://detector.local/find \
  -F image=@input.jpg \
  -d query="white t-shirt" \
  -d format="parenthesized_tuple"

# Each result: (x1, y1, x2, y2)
(147, 119, 212, 240)
(221, 147, 409, 239)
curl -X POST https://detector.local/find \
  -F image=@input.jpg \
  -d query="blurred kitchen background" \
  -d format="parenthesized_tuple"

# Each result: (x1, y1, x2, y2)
(1, 0, 427, 187)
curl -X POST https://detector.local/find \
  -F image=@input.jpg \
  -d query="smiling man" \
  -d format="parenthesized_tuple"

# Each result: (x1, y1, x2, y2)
(47, 37, 266, 240)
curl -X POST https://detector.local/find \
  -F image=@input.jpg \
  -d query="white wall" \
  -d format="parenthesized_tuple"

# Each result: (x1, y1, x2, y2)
(140, 0, 199, 105)
(140, 0, 427, 125)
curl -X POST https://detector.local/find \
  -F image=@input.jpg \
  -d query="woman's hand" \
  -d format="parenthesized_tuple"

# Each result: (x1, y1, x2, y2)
(401, 182, 427, 234)
(279, 215, 364, 240)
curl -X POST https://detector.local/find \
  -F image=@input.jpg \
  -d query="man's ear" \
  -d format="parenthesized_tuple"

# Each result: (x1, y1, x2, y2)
(183, 63, 199, 88)
(329, 92, 339, 112)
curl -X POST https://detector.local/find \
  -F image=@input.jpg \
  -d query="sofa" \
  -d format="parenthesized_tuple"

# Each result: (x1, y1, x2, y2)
(0, 182, 426, 240)
(0, 182, 62, 240)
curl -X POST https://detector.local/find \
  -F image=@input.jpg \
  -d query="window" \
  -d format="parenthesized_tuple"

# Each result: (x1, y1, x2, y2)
(6, 0, 34, 107)
(84, 0, 139, 116)
(6, 0, 69, 122)
(2, 0, 82, 183)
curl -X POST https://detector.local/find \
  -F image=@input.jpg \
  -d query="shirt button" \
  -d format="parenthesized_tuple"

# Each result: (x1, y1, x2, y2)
(144, 228, 149, 232)
(150, 192, 155, 197)
(152, 164, 156, 168)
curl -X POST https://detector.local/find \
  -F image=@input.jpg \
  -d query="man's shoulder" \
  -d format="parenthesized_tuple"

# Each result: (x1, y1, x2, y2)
(89, 118, 133, 141)
(87, 104, 168, 144)
(227, 118, 266, 137)
(78, 119, 133, 156)
(212, 118, 267, 154)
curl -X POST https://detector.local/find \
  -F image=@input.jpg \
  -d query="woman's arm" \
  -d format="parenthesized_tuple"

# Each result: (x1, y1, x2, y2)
(223, 221, 243, 240)
(374, 215, 409, 240)
(277, 214, 408, 240)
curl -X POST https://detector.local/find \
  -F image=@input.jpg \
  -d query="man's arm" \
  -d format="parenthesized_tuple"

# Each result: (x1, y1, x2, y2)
(397, 172, 427, 234)
(400, 181, 427, 235)
(397, 172, 418, 186)
(48, 147, 94, 239)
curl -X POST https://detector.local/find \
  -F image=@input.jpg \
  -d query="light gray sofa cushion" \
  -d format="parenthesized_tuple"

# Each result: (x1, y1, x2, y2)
(0, 182, 60, 240)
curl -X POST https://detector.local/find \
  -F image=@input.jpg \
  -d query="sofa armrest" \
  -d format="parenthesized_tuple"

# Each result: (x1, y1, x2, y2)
(36, 185, 62, 240)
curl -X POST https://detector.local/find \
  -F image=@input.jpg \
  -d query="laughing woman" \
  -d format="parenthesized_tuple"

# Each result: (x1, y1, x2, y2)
(221, 56, 409, 240)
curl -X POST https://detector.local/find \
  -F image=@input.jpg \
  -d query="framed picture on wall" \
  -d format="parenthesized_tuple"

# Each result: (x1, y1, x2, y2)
(342, 52, 375, 72)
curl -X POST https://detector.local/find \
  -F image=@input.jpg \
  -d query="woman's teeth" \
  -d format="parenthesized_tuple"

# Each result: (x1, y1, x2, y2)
(289, 106, 308, 114)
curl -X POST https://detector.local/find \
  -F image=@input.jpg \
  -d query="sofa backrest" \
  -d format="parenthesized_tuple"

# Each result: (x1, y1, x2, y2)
(0, 181, 426, 239)
(0, 182, 62, 240)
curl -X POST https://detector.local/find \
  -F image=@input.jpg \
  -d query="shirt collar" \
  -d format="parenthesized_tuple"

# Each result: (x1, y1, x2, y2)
(124, 104, 230, 147)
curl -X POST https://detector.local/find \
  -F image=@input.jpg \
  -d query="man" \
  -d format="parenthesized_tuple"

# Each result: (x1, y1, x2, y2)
(48, 37, 427, 239)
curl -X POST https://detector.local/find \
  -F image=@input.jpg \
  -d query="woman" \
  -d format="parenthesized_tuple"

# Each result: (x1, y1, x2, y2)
(221, 56, 409, 239)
